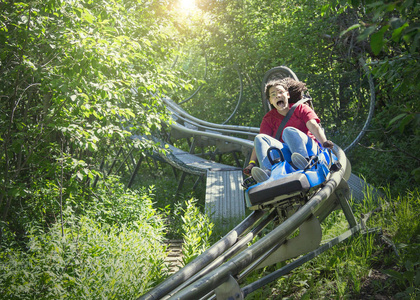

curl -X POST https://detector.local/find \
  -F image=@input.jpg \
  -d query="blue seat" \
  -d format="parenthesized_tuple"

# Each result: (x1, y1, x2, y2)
(245, 149, 336, 210)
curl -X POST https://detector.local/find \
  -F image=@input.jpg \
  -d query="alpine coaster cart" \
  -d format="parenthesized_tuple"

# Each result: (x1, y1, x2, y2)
(139, 67, 381, 300)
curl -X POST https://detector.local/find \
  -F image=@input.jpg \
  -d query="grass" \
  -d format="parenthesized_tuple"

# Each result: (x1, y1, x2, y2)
(0, 154, 215, 300)
(242, 187, 420, 299)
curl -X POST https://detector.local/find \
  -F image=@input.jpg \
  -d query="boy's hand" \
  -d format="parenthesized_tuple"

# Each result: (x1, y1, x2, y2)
(243, 163, 255, 176)
(322, 140, 334, 149)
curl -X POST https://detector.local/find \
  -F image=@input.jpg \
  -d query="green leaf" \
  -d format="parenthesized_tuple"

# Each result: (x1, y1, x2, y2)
(358, 25, 376, 41)
(76, 172, 83, 181)
(405, 260, 414, 271)
(415, 269, 420, 285)
(391, 22, 409, 42)
(87, 142, 97, 152)
(387, 113, 406, 128)
(382, 269, 404, 281)
(412, 167, 420, 184)
(320, 4, 329, 17)
(340, 24, 361, 37)
(370, 25, 390, 55)
(81, 9, 95, 24)
(399, 114, 414, 133)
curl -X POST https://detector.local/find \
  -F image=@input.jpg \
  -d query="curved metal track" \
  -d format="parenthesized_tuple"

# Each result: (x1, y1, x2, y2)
(137, 96, 369, 300)
(343, 58, 376, 153)
(137, 65, 378, 299)
(139, 142, 359, 300)
(163, 96, 259, 136)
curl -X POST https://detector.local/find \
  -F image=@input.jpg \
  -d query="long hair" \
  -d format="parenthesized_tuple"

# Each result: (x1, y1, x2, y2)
(278, 77, 308, 102)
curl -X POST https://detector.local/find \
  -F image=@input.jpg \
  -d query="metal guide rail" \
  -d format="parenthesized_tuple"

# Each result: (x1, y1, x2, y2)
(136, 65, 378, 299)
(138, 145, 379, 300)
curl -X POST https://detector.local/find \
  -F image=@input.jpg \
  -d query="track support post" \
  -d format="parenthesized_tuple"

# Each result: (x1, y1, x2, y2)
(214, 275, 243, 300)
(335, 183, 357, 228)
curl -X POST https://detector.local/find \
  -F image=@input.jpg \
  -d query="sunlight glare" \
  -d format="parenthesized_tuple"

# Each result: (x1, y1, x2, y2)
(180, 0, 196, 11)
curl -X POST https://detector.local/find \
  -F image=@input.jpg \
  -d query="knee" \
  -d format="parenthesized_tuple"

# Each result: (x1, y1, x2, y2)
(255, 133, 270, 140)
(254, 133, 270, 146)
(282, 127, 300, 140)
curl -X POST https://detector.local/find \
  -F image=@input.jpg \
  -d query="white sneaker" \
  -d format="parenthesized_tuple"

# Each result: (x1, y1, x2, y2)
(291, 152, 309, 170)
(251, 167, 270, 183)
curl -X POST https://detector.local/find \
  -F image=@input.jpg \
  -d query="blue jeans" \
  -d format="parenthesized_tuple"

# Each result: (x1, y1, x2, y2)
(254, 127, 319, 170)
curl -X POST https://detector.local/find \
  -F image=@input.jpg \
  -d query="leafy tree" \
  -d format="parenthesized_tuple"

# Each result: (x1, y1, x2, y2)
(0, 0, 183, 243)
(169, 0, 418, 191)
(328, 0, 420, 188)
(170, 0, 371, 142)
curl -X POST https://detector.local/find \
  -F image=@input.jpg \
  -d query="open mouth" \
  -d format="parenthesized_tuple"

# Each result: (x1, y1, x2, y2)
(276, 100, 284, 106)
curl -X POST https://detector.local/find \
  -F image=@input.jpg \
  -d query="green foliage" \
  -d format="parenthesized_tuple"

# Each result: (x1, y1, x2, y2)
(365, 189, 420, 299)
(180, 198, 214, 265)
(347, 97, 419, 192)
(351, 0, 420, 57)
(244, 188, 420, 299)
(0, 161, 169, 299)
(84, 177, 163, 230)
(382, 258, 420, 299)
(0, 208, 167, 299)
(336, 0, 420, 190)
(0, 0, 185, 241)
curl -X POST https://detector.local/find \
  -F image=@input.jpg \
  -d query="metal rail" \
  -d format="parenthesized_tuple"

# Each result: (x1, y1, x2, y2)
(140, 210, 267, 300)
(165, 145, 349, 300)
(139, 143, 353, 300)
(136, 64, 377, 299)
(163, 97, 260, 135)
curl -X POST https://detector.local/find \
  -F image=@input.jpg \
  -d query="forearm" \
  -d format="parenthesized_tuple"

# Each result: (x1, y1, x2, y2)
(243, 148, 258, 175)
(248, 148, 258, 165)
(306, 119, 328, 144)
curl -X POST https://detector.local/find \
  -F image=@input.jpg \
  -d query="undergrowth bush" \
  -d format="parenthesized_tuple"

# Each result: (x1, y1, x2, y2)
(0, 177, 168, 300)
(0, 210, 167, 299)
(365, 189, 420, 299)
(246, 187, 420, 299)
(180, 198, 214, 266)
(85, 176, 162, 230)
